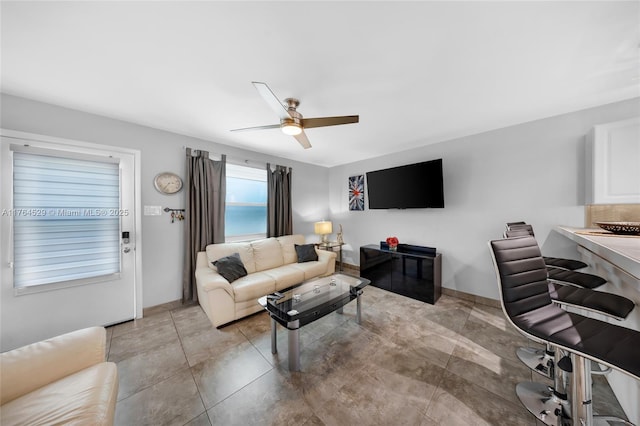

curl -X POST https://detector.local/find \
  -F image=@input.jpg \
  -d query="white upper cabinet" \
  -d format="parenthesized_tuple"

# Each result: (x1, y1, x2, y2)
(586, 117, 640, 204)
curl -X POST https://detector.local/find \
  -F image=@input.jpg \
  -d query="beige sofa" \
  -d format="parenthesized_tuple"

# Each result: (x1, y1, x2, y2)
(0, 327, 118, 426)
(195, 234, 336, 327)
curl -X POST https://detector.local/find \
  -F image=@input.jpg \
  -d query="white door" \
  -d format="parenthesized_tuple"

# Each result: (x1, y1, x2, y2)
(0, 131, 141, 351)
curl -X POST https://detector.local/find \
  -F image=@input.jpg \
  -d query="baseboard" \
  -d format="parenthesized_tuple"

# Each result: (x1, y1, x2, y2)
(143, 299, 184, 317)
(339, 262, 360, 274)
(441, 288, 500, 308)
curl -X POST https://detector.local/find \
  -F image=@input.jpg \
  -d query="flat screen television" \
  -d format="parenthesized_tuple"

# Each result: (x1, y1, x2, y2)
(366, 159, 444, 209)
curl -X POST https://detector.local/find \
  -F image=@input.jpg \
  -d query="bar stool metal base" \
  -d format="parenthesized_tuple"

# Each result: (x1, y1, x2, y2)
(518, 347, 613, 378)
(516, 382, 569, 426)
(517, 347, 554, 379)
(592, 416, 635, 426)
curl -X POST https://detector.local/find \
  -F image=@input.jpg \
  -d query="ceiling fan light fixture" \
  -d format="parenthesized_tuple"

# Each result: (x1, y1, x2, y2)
(230, 82, 358, 149)
(281, 122, 302, 136)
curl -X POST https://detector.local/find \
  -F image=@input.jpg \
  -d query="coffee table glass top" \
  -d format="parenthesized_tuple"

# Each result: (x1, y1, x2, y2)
(262, 273, 369, 322)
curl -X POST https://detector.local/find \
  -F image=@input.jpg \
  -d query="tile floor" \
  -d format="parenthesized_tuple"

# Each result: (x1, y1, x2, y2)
(107, 286, 628, 426)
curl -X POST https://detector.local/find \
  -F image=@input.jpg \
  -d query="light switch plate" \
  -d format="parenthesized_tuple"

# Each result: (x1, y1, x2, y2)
(144, 205, 162, 216)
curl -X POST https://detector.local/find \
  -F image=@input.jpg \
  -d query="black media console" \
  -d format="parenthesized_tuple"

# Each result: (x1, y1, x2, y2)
(359, 243, 441, 304)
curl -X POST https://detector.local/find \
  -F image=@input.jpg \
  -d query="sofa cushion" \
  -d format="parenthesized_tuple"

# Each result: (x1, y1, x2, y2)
(263, 265, 305, 291)
(1, 362, 118, 426)
(251, 238, 284, 272)
(295, 244, 318, 263)
(277, 235, 305, 264)
(232, 272, 276, 302)
(291, 261, 328, 281)
(207, 242, 256, 274)
(212, 253, 248, 283)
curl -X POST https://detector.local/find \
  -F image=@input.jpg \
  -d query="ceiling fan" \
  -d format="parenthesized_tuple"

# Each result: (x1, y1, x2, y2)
(230, 82, 359, 149)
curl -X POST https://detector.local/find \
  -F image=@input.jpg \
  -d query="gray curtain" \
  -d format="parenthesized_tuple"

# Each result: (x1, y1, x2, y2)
(182, 149, 226, 303)
(266, 163, 292, 237)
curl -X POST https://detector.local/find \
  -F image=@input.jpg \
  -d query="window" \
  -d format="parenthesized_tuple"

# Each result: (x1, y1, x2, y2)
(225, 164, 267, 242)
(10, 147, 121, 290)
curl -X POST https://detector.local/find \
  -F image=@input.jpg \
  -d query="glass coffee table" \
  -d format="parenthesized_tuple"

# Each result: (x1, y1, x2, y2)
(258, 273, 370, 371)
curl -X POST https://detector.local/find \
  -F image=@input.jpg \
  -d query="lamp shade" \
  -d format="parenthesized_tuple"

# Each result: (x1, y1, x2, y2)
(314, 221, 333, 235)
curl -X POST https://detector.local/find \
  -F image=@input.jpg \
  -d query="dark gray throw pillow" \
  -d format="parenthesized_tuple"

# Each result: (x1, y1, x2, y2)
(213, 253, 247, 283)
(295, 244, 318, 263)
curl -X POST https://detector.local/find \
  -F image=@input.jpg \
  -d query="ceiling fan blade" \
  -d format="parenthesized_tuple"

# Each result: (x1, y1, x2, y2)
(252, 82, 292, 121)
(293, 130, 312, 149)
(230, 124, 281, 132)
(301, 115, 359, 129)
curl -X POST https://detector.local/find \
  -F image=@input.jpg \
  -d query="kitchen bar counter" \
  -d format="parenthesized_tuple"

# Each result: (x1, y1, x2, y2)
(556, 225, 639, 424)
(556, 226, 640, 280)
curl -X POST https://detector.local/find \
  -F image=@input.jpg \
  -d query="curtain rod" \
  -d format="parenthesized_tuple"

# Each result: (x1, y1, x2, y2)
(182, 145, 290, 170)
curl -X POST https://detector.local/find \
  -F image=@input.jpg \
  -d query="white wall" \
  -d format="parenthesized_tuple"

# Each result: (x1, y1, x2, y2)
(329, 97, 639, 300)
(1, 92, 637, 318)
(0, 93, 330, 311)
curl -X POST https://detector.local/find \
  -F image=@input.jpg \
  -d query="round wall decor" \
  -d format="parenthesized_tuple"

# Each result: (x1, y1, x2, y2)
(153, 172, 183, 195)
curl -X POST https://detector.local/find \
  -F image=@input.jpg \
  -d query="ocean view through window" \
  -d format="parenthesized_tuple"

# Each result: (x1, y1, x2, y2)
(225, 164, 267, 242)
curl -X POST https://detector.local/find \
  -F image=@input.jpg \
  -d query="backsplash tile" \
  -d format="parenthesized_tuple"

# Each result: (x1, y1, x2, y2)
(585, 204, 640, 228)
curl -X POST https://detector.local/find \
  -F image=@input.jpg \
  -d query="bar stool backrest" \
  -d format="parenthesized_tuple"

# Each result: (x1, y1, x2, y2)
(505, 221, 527, 228)
(506, 223, 535, 235)
(504, 228, 533, 238)
(489, 235, 640, 382)
(489, 236, 552, 320)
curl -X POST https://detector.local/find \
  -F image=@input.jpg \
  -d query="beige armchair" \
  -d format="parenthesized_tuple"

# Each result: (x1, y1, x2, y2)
(1, 327, 118, 426)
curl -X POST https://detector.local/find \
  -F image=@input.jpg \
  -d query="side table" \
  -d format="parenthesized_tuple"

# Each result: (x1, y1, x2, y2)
(315, 241, 345, 272)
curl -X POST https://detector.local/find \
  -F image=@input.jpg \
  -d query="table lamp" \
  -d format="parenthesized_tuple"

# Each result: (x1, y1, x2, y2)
(314, 221, 333, 244)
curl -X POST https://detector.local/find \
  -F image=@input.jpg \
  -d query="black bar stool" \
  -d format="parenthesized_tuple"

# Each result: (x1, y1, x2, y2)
(506, 222, 589, 271)
(520, 280, 636, 380)
(504, 224, 605, 288)
(488, 236, 640, 426)
(515, 278, 634, 380)
(503, 224, 633, 379)
(546, 266, 607, 290)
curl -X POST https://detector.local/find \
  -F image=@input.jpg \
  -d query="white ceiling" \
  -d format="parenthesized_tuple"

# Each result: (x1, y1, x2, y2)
(1, 1, 639, 167)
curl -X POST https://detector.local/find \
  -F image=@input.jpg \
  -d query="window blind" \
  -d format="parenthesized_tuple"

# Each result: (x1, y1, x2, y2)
(12, 151, 121, 288)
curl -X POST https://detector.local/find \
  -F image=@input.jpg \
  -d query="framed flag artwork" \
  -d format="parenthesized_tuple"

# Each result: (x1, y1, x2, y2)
(348, 175, 365, 211)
